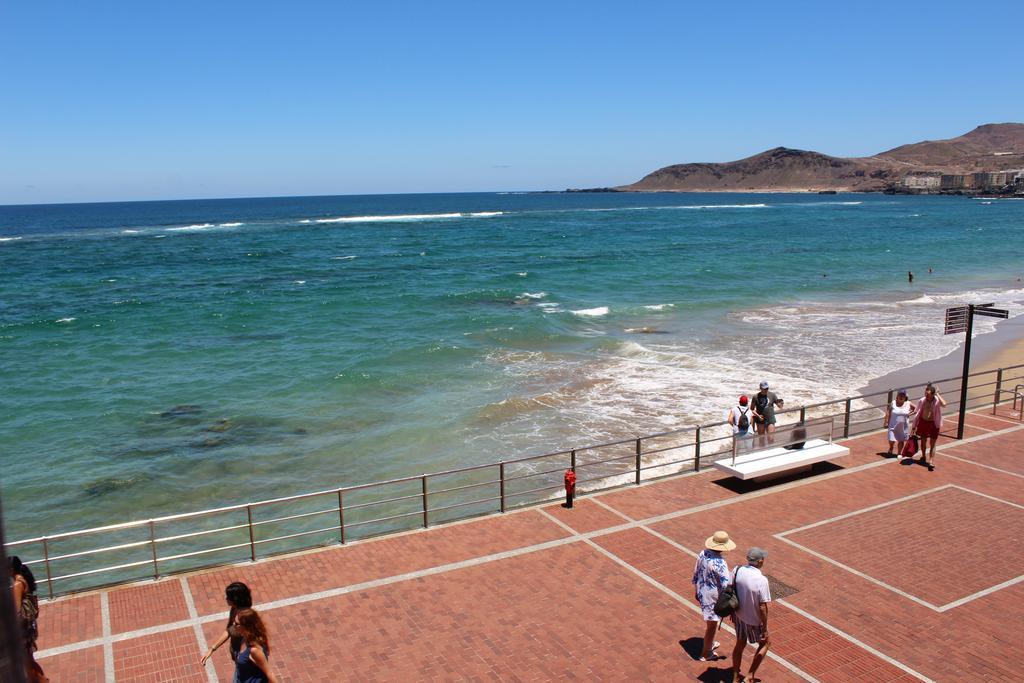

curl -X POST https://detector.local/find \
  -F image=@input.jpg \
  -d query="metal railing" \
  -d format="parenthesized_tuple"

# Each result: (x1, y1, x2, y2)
(8, 362, 1024, 599)
(994, 389, 1024, 421)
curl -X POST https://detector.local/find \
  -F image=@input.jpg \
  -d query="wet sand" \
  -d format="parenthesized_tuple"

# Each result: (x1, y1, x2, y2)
(861, 315, 1024, 404)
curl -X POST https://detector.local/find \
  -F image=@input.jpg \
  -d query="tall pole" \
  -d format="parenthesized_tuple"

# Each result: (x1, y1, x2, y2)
(957, 304, 974, 440)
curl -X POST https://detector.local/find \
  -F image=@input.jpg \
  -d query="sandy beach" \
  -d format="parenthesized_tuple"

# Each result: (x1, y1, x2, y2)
(862, 314, 1024, 407)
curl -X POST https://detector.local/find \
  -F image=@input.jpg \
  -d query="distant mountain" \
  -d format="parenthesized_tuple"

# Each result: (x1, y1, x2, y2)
(878, 123, 1024, 170)
(619, 123, 1024, 193)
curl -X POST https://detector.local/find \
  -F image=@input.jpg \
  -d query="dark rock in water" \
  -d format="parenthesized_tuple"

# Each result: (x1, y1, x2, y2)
(84, 474, 149, 498)
(161, 404, 203, 418)
(292, 428, 308, 436)
(198, 437, 225, 448)
(205, 418, 232, 433)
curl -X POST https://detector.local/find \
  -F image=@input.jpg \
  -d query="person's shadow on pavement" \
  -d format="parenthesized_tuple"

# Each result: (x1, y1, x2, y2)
(679, 638, 705, 660)
(696, 666, 734, 682)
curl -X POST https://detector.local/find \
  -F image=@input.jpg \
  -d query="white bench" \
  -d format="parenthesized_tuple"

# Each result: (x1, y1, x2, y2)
(713, 438, 850, 481)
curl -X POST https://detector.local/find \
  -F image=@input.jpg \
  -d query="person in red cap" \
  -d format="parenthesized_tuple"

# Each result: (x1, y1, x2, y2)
(727, 395, 752, 438)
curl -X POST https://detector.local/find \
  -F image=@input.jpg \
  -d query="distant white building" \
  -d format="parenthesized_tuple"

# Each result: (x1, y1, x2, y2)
(901, 175, 940, 189)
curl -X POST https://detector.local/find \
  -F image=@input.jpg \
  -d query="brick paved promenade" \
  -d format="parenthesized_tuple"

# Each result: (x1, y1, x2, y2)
(33, 405, 1024, 681)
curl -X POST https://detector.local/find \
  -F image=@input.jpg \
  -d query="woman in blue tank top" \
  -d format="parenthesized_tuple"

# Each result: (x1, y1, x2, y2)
(233, 608, 278, 683)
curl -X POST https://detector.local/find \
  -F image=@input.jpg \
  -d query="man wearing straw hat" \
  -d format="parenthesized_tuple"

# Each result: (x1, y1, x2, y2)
(692, 530, 737, 661)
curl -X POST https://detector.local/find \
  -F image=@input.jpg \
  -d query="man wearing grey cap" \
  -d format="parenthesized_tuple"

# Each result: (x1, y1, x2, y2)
(731, 547, 772, 683)
(751, 382, 783, 437)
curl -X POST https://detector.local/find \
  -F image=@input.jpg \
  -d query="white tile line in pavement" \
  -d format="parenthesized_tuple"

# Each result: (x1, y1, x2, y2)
(776, 485, 955, 537)
(34, 412, 1018, 610)
(536, 507, 820, 683)
(37, 535, 586, 660)
(99, 591, 114, 681)
(181, 576, 218, 683)
(941, 452, 1024, 479)
(586, 496, 635, 521)
(41, 444, 907, 657)
(774, 535, 945, 612)
(583, 502, 935, 683)
(36, 420, 1024, 667)
(775, 484, 1024, 612)
(776, 598, 935, 682)
(949, 484, 1024, 511)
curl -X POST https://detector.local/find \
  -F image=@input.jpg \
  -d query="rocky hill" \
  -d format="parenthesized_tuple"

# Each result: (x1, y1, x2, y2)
(878, 123, 1024, 171)
(619, 123, 1024, 192)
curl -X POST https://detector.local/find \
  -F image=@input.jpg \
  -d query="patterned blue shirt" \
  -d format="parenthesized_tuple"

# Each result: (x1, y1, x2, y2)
(692, 549, 730, 607)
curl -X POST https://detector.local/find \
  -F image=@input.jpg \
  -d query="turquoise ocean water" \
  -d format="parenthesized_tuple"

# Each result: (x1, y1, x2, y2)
(2, 192, 1023, 541)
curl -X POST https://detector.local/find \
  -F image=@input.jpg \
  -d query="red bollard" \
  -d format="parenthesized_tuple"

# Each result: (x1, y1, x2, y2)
(564, 469, 576, 508)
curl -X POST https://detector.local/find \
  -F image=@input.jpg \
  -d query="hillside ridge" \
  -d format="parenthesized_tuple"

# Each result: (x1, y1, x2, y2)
(617, 123, 1024, 193)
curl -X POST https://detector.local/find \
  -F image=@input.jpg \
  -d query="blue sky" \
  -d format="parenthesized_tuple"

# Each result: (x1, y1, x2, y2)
(3, 1, 1022, 204)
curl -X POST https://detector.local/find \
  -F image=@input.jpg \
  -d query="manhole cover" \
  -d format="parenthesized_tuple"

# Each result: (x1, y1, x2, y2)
(763, 574, 800, 599)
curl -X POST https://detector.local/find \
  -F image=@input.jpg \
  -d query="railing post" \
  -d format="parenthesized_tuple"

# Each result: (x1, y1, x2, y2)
(634, 439, 642, 484)
(843, 397, 852, 437)
(148, 521, 159, 579)
(570, 449, 576, 472)
(499, 462, 506, 513)
(42, 537, 54, 600)
(694, 426, 701, 471)
(246, 505, 256, 562)
(337, 490, 346, 544)
(993, 368, 1003, 414)
(421, 475, 429, 528)
(799, 406, 806, 424)
(885, 390, 893, 427)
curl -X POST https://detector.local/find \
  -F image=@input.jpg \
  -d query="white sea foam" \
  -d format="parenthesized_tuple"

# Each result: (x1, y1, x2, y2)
(55, 317, 75, 323)
(581, 203, 769, 214)
(473, 283, 1024, 469)
(0, 236, 23, 242)
(167, 223, 215, 232)
(121, 230, 140, 234)
(678, 203, 768, 210)
(294, 280, 306, 285)
(298, 219, 312, 224)
(313, 211, 502, 224)
(572, 306, 609, 317)
(791, 201, 864, 207)
(218, 222, 244, 227)
(643, 303, 674, 311)
(519, 292, 547, 299)
(331, 255, 357, 260)
(517, 272, 529, 277)
(315, 213, 463, 224)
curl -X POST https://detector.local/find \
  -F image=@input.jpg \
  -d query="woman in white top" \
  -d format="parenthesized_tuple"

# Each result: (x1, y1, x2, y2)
(884, 388, 915, 457)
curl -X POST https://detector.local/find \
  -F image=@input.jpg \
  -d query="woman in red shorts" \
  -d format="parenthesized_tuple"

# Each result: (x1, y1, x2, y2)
(912, 383, 947, 471)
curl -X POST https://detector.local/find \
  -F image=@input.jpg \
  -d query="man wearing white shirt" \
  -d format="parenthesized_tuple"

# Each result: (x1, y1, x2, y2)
(731, 547, 772, 683)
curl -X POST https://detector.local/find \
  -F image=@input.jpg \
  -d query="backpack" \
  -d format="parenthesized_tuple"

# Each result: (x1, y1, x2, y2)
(714, 567, 741, 617)
(736, 407, 749, 432)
